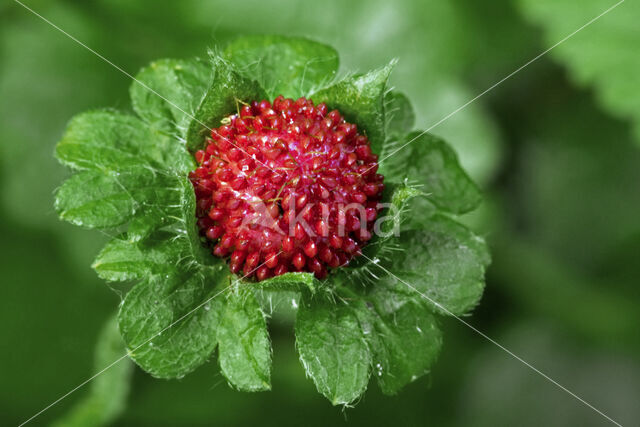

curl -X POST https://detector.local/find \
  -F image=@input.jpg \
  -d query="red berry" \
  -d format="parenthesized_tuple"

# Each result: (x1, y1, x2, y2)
(329, 234, 343, 249)
(320, 246, 334, 263)
(282, 236, 295, 253)
(292, 252, 306, 270)
(315, 219, 329, 237)
(265, 252, 279, 269)
(303, 241, 318, 258)
(245, 251, 260, 272)
(213, 244, 228, 257)
(190, 97, 384, 280)
(274, 264, 288, 276)
(205, 225, 223, 240)
(256, 266, 272, 281)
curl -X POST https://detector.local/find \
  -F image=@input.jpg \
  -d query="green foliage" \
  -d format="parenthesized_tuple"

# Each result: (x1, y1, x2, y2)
(130, 58, 211, 135)
(92, 234, 191, 282)
(53, 36, 487, 407)
(217, 288, 272, 391)
(354, 286, 442, 395)
(518, 0, 640, 144)
(381, 131, 482, 214)
(383, 215, 491, 316)
(252, 271, 319, 294)
(224, 35, 339, 99)
(384, 91, 415, 138)
(372, 181, 422, 245)
(55, 110, 193, 173)
(296, 296, 371, 405)
(311, 61, 396, 154)
(186, 55, 266, 151)
(55, 171, 138, 228)
(55, 169, 184, 230)
(119, 267, 228, 378)
(53, 107, 195, 245)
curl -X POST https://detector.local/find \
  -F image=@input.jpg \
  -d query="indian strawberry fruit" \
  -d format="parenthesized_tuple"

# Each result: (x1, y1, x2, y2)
(189, 96, 384, 280)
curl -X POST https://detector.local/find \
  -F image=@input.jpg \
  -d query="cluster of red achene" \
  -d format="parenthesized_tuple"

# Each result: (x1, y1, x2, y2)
(189, 96, 384, 280)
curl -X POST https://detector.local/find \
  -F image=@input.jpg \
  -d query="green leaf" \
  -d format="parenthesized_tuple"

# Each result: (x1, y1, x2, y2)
(217, 288, 272, 391)
(55, 168, 185, 230)
(251, 272, 318, 293)
(311, 61, 395, 154)
(384, 91, 415, 138)
(52, 313, 133, 427)
(249, 272, 322, 321)
(384, 214, 490, 316)
(92, 234, 191, 282)
(224, 35, 339, 99)
(295, 295, 371, 405)
(55, 171, 136, 228)
(381, 131, 482, 214)
(56, 110, 193, 174)
(54, 108, 196, 239)
(175, 176, 210, 262)
(126, 208, 172, 243)
(352, 181, 421, 261)
(118, 266, 228, 378)
(353, 287, 442, 395)
(346, 181, 422, 276)
(518, 0, 640, 144)
(130, 58, 211, 135)
(186, 55, 266, 151)
(401, 195, 440, 231)
(252, 289, 301, 319)
(378, 181, 423, 237)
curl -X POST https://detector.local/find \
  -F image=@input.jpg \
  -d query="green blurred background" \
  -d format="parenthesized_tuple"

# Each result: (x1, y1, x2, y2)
(1, 0, 639, 425)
